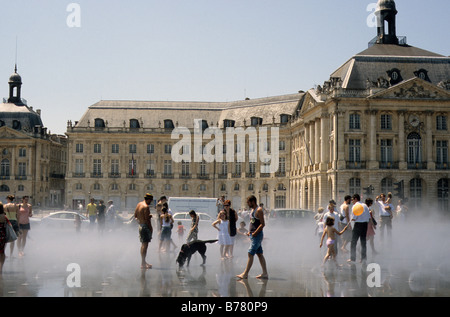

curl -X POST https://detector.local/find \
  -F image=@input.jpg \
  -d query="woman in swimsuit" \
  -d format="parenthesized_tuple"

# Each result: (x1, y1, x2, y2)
(320, 214, 349, 268)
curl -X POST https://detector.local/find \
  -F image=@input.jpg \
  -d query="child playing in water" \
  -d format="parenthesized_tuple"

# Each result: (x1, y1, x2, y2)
(320, 216, 350, 267)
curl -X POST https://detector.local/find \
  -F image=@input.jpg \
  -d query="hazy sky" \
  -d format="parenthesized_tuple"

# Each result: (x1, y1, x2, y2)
(0, 0, 448, 134)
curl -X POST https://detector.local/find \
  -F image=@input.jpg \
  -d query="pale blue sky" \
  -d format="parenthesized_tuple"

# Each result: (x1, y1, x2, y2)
(0, 0, 448, 134)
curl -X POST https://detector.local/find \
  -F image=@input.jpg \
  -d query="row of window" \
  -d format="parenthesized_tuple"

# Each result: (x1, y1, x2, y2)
(73, 158, 287, 176)
(1, 148, 27, 157)
(93, 115, 292, 130)
(347, 134, 448, 167)
(349, 114, 448, 130)
(74, 182, 287, 193)
(75, 141, 287, 154)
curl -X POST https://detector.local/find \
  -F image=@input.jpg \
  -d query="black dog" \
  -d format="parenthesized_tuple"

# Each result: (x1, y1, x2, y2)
(176, 240, 218, 267)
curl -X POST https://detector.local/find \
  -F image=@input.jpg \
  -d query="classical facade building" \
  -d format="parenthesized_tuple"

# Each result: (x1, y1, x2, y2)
(0, 66, 67, 207)
(289, 0, 450, 212)
(65, 95, 298, 210)
(66, 0, 449, 213)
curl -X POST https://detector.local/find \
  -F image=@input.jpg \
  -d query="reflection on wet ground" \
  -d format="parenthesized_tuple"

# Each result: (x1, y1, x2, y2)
(1, 219, 449, 297)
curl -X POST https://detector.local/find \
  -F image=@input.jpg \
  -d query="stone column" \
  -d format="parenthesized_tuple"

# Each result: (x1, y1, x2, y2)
(336, 110, 345, 169)
(425, 111, 435, 170)
(368, 110, 378, 169)
(309, 122, 315, 166)
(398, 110, 406, 169)
(315, 119, 320, 165)
(320, 113, 329, 170)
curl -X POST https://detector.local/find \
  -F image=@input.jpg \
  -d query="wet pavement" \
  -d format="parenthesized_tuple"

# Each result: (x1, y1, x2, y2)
(1, 218, 450, 298)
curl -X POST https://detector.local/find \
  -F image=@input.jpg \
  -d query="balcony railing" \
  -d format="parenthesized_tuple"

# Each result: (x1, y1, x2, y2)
(436, 163, 449, 170)
(407, 162, 427, 170)
(346, 161, 366, 169)
(379, 161, 399, 169)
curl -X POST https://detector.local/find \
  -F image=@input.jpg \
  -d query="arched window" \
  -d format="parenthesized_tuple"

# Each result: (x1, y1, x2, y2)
(130, 119, 140, 129)
(12, 120, 21, 130)
(0, 185, 10, 192)
(94, 118, 105, 129)
(164, 120, 174, 130)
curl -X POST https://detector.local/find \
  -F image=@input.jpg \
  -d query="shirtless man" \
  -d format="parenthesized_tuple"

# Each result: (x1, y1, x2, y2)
(134, 193, 153, 270)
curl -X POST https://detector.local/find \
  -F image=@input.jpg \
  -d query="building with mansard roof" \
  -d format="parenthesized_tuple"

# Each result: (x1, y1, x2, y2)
(65, 0, 449, 213)
(289, 0, 450, 213)
(0, 66, 67, 207)
(66, 94, 301, 210)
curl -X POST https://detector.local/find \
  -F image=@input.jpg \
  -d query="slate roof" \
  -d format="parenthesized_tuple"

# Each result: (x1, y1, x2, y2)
(330, 44, 450, 90)
(74, 93, 304, 129)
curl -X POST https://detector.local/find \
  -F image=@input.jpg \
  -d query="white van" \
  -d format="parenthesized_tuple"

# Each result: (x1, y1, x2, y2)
(167, 197, 219, 219)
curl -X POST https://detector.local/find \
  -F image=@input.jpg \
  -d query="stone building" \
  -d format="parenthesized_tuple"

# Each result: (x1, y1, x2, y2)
(66, 0, 449, 213)
(289, 0, 450, 212)
(65, 95, 299, 211)
(0, 66, 67, 207)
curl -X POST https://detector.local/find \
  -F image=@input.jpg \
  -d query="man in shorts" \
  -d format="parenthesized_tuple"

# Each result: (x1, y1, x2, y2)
(236, 195, 268, 280)
(134, 193, 153, 270)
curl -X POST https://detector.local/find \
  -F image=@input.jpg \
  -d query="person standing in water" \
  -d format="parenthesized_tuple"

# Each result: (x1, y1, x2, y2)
(186, 210, 199, 243)
(236, 195, 268, 280)
(134, 194, 153, 270)
(4, 195, 19, 258)
(320, 216, 350, 267)
(17, 196, 32, 257)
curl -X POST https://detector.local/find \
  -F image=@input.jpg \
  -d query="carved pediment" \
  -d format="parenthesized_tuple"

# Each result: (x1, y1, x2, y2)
(368, 78, 450, 100)
(299, 90, 322, 115)
(0, 127, 31, 140)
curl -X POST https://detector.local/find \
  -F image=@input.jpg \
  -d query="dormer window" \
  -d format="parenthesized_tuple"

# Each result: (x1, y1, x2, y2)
(223, 119, 235, 128)
(130, 119, 140, 129)
(280, 114, 291, 124)
(201, 120, 209, 131)
(251, 117, 263, 126)
(94, 118, 105, 129)
(12, 120, 21, 130)
(164, 119, 174, 130)
(414, 69, 431, 82)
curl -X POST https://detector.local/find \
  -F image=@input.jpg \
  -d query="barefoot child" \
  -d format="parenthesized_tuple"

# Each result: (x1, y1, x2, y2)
(320, 216, 350, 267)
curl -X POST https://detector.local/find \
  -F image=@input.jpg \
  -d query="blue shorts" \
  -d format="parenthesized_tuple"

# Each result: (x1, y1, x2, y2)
(160, 226, 172, 241)
(248, 232, 264, 256)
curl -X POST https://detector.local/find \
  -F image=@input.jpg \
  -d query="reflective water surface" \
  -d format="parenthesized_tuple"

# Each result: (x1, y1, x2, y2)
(1, 216, 449, 297)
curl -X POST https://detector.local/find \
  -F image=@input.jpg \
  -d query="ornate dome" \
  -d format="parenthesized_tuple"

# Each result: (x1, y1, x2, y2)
(8, 65, 22, 84)
(376, 0, 397, 12)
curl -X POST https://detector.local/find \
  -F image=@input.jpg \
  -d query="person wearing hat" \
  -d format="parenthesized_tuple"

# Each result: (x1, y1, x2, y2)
(134, 194, 154, 270)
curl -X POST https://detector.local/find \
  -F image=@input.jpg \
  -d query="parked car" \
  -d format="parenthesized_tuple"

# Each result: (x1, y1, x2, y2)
(39, 211, 90, 229)
(172, 212, 215, 232)
(270, 209, 314, 223)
